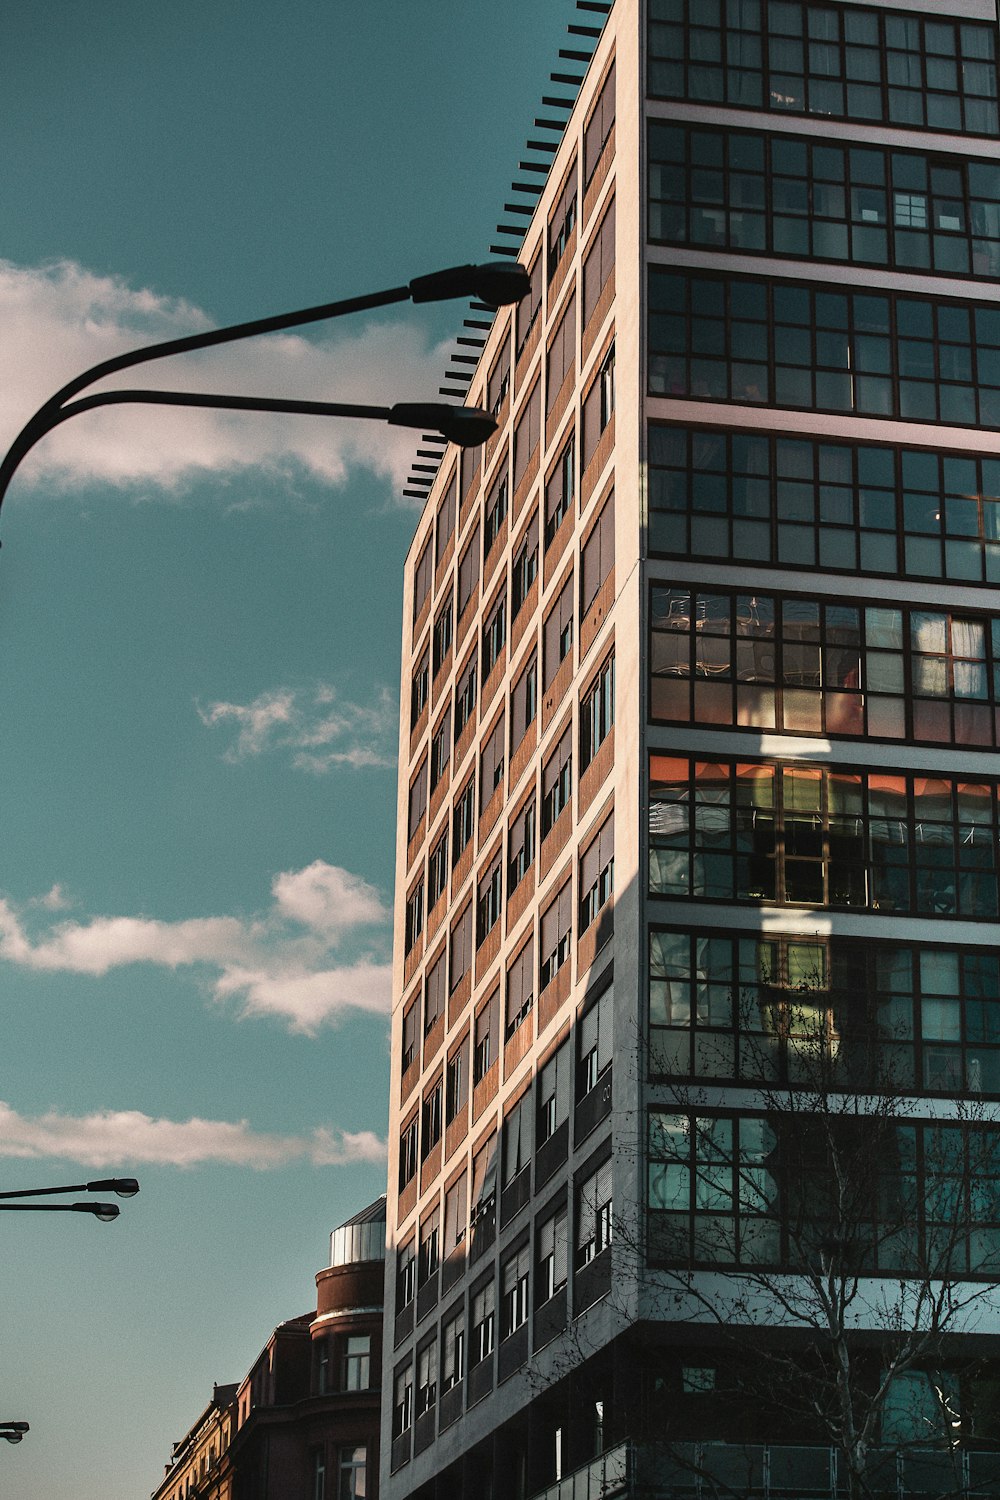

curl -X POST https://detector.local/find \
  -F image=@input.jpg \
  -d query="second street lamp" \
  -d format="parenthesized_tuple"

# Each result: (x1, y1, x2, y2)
(0, 259, 529, 514)
(0, 1176, 140, 1223)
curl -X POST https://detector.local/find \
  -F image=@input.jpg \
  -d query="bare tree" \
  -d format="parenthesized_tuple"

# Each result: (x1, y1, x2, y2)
(635, 983, 1000, 1500)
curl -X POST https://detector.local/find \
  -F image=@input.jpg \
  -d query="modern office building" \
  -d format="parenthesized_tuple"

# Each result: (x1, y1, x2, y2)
(383, 0, 1000, 1496)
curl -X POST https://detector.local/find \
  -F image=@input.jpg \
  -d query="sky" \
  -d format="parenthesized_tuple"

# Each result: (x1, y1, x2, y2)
(0, 4, 577, 1494)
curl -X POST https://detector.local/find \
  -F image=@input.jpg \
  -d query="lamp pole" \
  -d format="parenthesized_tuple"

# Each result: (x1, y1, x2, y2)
(0, 259, 528, 514)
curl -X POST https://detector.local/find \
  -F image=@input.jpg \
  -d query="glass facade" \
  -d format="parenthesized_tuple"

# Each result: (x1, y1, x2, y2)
(648, 427, 1000, 585)
(649, 123, 1000, 278)
(648, 755, 999, 919)
(649, 269, 1000, 426)
(647, 0, 999, 136)
(650, 585, 1000, 747)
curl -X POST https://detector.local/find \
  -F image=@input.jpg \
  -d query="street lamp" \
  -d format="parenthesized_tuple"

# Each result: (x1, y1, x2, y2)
(0, 1176, 140, 1223)
(0, 259, 529, 513)
(0, 1423, 28, 1445)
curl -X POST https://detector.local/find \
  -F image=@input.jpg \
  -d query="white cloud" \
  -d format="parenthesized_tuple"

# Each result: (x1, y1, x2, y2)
(0, 1101, 386, 1170)
(198, 682, 397, 772)
(0, 257, 452, 495)
(0, 861, 392, 1035)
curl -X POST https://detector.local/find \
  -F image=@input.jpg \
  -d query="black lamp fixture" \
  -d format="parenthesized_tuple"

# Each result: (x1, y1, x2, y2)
(0, 260, 530, 515)
(0, 1176, 140, 1224)
(0, 1423, 29, 1445)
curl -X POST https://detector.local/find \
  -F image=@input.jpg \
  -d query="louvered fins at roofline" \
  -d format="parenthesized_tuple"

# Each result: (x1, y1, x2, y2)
(401, 0, 611, 502)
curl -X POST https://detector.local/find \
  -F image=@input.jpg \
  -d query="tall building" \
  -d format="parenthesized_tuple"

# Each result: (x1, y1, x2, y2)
(383, 0, 1000, 1496)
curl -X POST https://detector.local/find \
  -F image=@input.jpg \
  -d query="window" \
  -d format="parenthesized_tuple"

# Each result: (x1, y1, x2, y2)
(418, 1209, 440, 1285)
(584, 199, 615, 327)
(649, 268, 1000, 430)
(470, 1134, 498, 1259)
(580, 812, 615, 934)
(581, 493, 614, 616)
(485, 468, 509, 558)
(401, 1001, 417, 1074)
(479, 713, 505, 810)
(458, 525, 481, 619)
(471, 1277, 496, 1365)
(514, 382, 541, 491)
(436, 477, 457, 567)
(313, 1449, 327, 1500)
(583, 341, 615, 471)
(581, 653, 615, 772)
(430, 705, 451, 791)
(407, 759, 427, 841)
(501, 1242, 530, 1337)
(540, 883, 572, 991)
(647, 1, 999, 136)
(545, 437, 575, 548)
(547, 295, 576, 413)
(442, 1309, 465, 1391)
(422, 1080, 443, 1156)
(541, 727, 572, 836)
(474, 990, 499, 1084)
(450, 904, 473, 992)
(512, 512, 539, 619)
(543, 576, 575, 688)
(393, 1366, 413, 1437)
(462, 440, 482, 510)
(648, 754, 1000, 920)
(549, 162, 578, 280)
(343, 1336, 371, 1392)
(508, 796, 536, 895)
(399, 1117, 418, 1191)
(482, 590, 507, 679)
(477, 846, 503, 944)
(433, 594, 454, 675)
(413, 540, 432, 623)
(502, 1090, 533, 1191)
(396, 1241, 416, 1313)
(338, 1446, 367, 1500)
(585, 59, 616, 183)
(488, 335, 511, 417)
(411, 648, 429, 729)
(452, 778, 475, 864)
(510, 654, 538, 757)
(517, 251, 543, 356)
(537, 1205, 569, 1302)
(428, 830, 449, 910)
(316, 1336, 331, 1394)
(576, 1155, 613, 1267)
(538, 1042, 570, 1146)
(444, 1171, 468, 1256)
(446, 1037, 468, 1124)
(404, 880, 424, 956)
(506, 939, 534, 1040)
(647, 123, 1000, 281)
(416, 1337, 437, 1417)
(455, 654, 478, 739)
(578, 986, 613, 1098)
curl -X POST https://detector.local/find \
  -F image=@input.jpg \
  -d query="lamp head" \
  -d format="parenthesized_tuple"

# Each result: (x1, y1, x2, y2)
(388, 403, 496, 450)
(0, 1424, 28, 1444)
(408, 261, 530, 309)
(71, 1202, 120, 1222)
(86, 1177, 140, 1199)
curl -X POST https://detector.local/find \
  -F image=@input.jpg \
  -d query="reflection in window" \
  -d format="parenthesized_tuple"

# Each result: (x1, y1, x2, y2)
(648, 754, 999, 920)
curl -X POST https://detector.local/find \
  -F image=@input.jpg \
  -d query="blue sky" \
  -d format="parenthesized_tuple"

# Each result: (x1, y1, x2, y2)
(0, 4, 574, 1494)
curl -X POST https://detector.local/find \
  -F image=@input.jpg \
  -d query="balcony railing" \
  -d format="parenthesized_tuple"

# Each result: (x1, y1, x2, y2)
(529, 1443, 1000, 1500)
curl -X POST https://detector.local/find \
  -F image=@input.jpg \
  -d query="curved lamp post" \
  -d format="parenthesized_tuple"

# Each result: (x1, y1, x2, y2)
(0, 1176, 140, 1224)
(0, 259, 528, 514)
(0, 1423, 28, 1445)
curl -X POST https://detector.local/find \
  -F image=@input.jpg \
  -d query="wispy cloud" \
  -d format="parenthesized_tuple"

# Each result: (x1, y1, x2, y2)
(0, 1101, 386, 1169)
(0, 257, 450, 495)
(197, 682, 397, 772)
(0, 861, 392, 1035)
